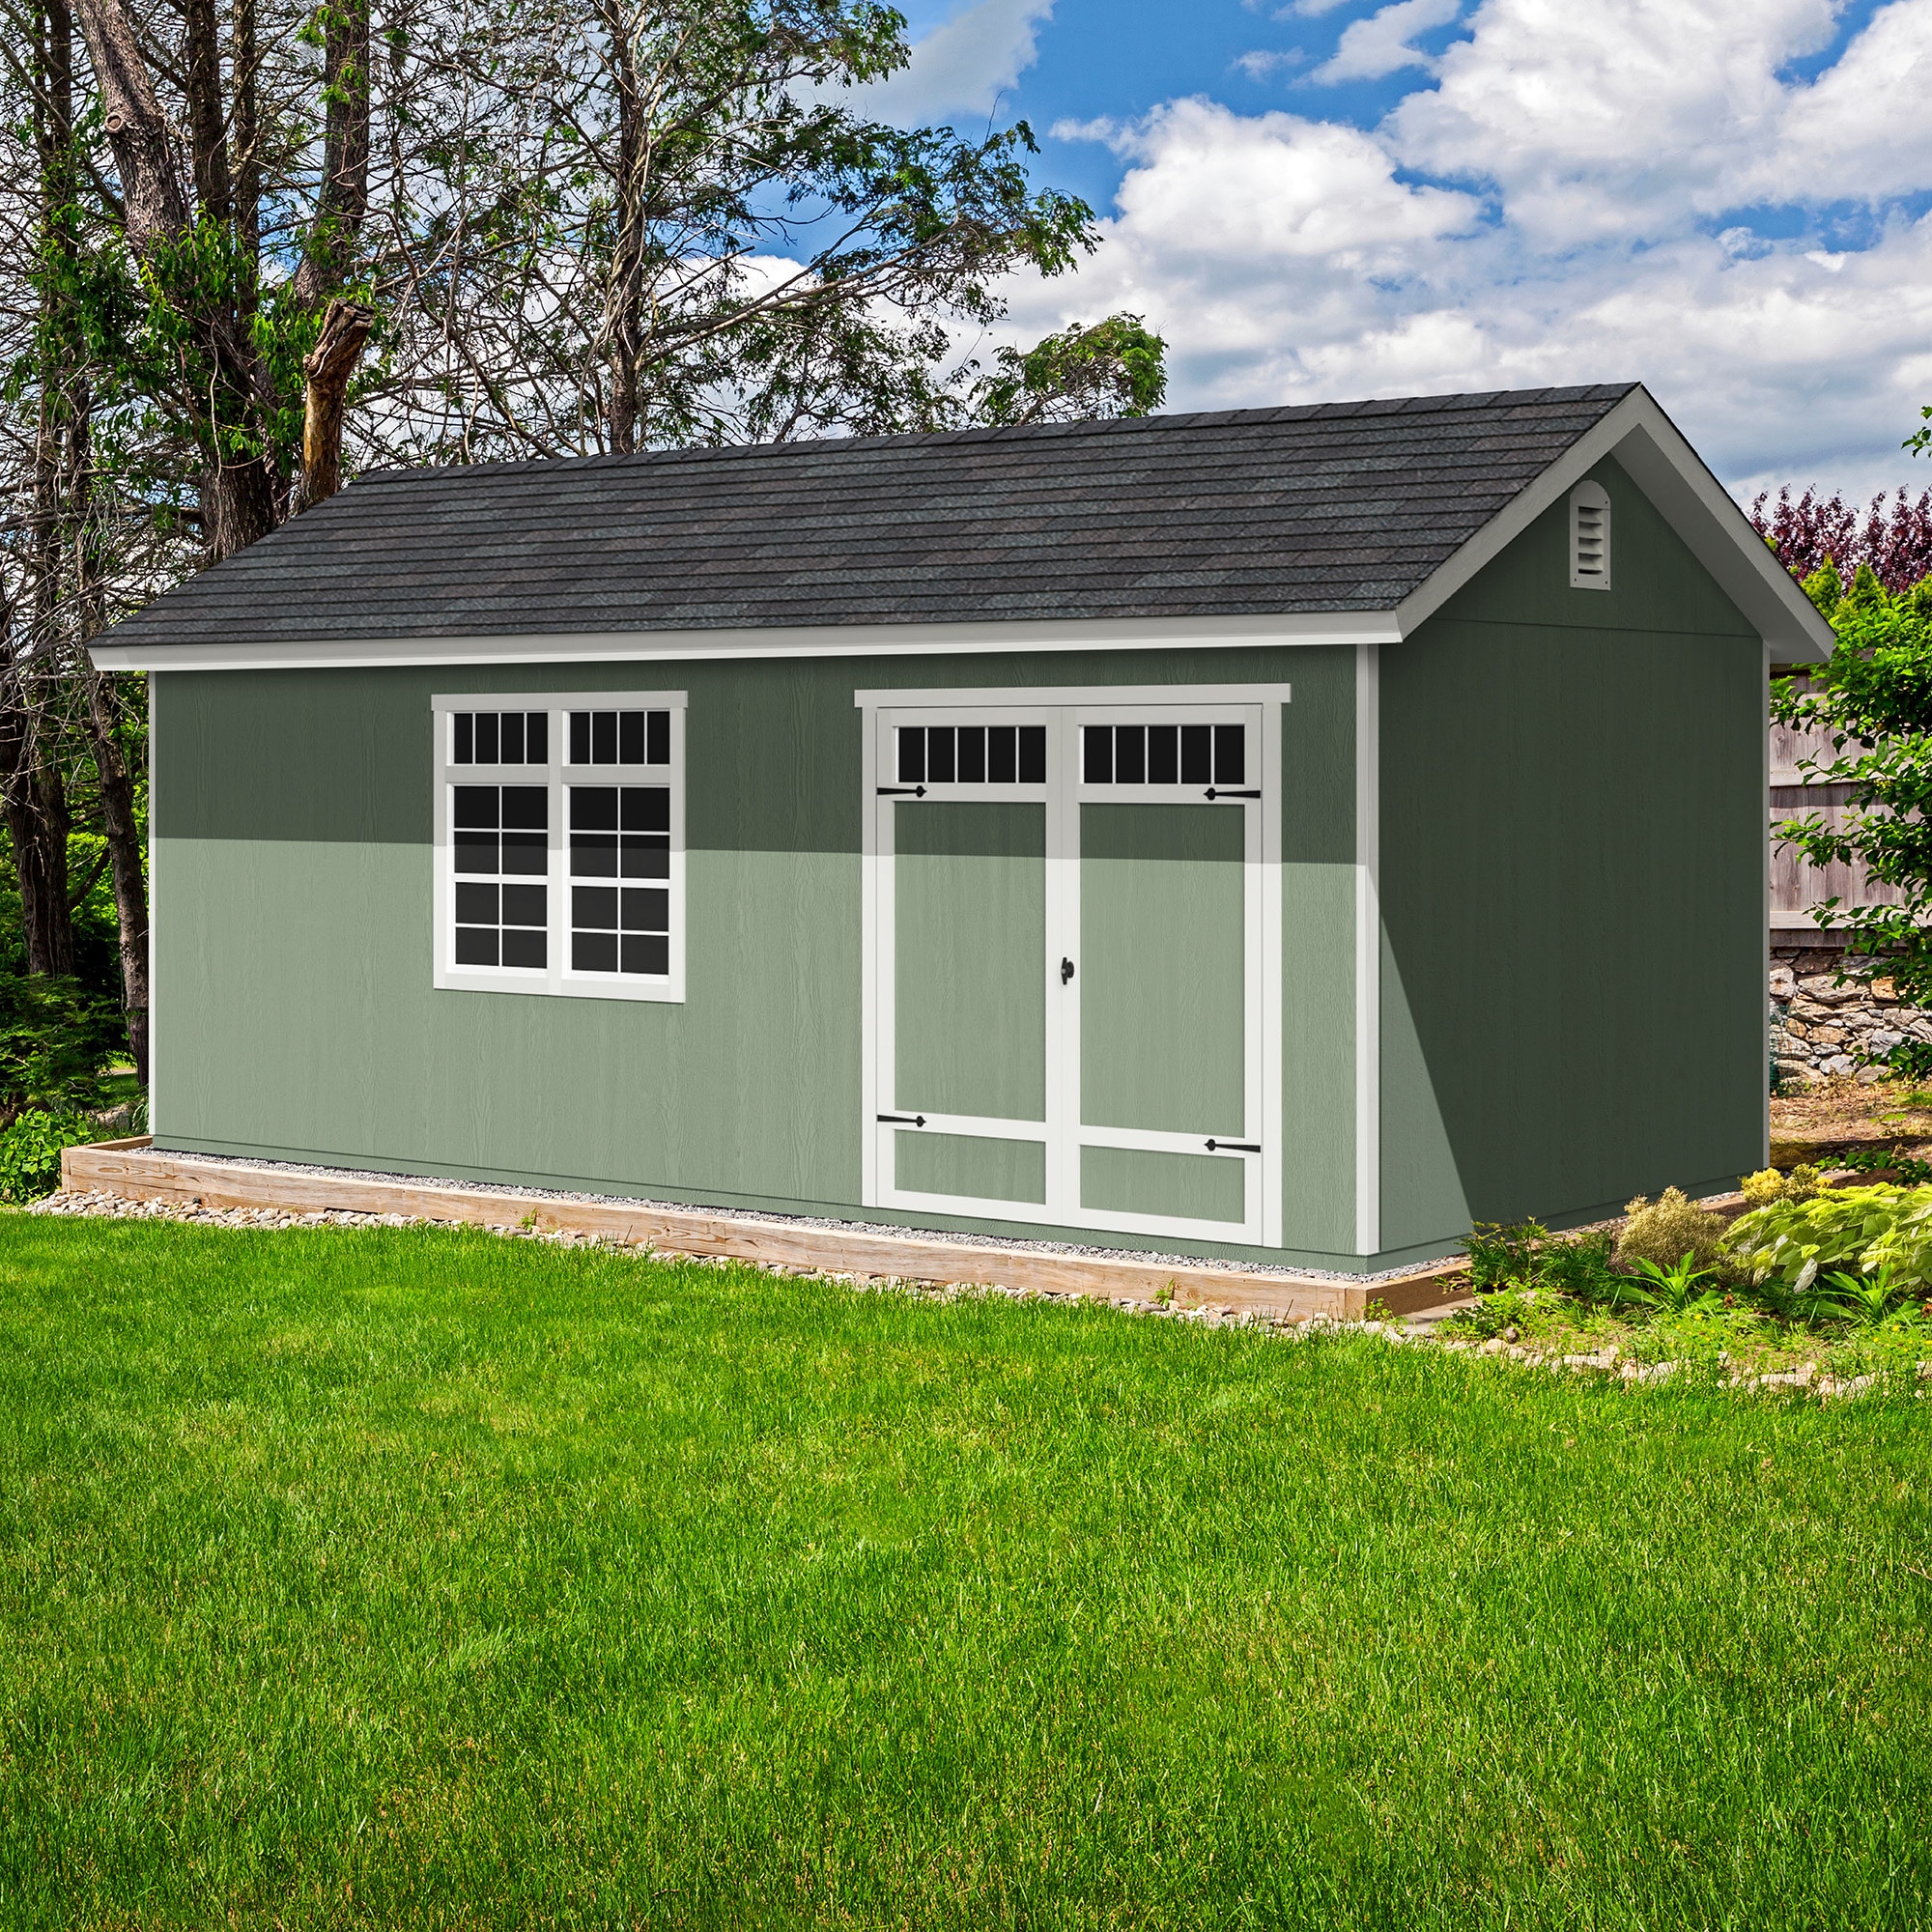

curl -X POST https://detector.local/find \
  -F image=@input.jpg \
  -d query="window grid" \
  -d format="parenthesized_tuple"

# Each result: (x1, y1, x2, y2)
(896, 724, 1046, 785)
(1081, 722, 1244, 786)
(435, 693, 686, 1004)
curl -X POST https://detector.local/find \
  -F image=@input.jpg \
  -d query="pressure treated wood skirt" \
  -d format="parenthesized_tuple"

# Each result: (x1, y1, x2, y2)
(58, 1139, 1470, 1321)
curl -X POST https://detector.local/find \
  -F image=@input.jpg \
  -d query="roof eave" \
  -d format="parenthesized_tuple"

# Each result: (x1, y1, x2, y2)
(86, 607, 1404, 673)
(1392, 385, 1834, 662)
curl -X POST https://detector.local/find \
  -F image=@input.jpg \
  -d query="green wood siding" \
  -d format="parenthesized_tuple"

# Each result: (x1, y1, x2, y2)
(1378, 458, 1765, 1252)
(153, 645, 1367, 1269)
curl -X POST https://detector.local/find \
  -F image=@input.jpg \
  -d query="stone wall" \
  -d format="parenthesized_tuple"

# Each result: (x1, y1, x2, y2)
(1770, 943, 1932, 1087)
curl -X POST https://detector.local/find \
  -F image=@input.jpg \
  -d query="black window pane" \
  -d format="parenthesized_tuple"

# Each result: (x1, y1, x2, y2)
(1180, 724, 1212, 785)
(454, 784, 498, 830)
(988, 726, 1017, 783)
(618, 711, 644, 764)
(570, 712, 590, 764)
(571, 786, 618, 830)
(591, 711, 617, 764)
(623, 836, 669, 879)
(455, 882, 498, 923)
(926, 728, 955, 783)
(572, 836, 618, 877)
(454, 713, 474, 764)
(1116, 725, 1146, 784)
(957, 726, 986, 783)
(500, 712, 525, 764)
(501, 833, 548, 875)
(501, 928, 546, 970)
(622, 787, 670, 833)
(621, 886, 669, 932)
(1018, 726, 1046, 784)
(1214, 724, 1245, 785)
(897, 727, 924, 783)
(646, 710, 670, 764)
(573, 885, 619, 929)
(475, 713, 499, 763)
(502, 785, 548, 830)
(454, 832, 497, 875)
(454, 926, 499, 966)
(573, 931, 618, 974)
(1084, 725, 1113, 784)
(501, 883, 547, 927)
(1148, 724, 1179, 784)
(526, 712, 548, 765)
(622, 933, 669, 977)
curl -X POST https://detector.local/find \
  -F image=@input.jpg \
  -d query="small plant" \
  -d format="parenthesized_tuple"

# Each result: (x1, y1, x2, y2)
(0, 1108, 100, 1204)
(1617, 1187, 1728, 1274)
(1461, 1220, 1548, 1292)
(1625, 1252, 1725, 1318)
(1838, 1145, 1932, 1185)
(1881, 1038, 1932, 1083)
(1723, 1183, 1932, 1297)
(1818, 1264, 1921, 1328)
(1447, 1287, 1534, 1340)
(1740, 1164, 1824, 1206)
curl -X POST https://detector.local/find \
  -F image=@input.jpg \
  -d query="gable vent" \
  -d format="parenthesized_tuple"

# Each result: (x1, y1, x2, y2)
(1570, 479, 1611, 590)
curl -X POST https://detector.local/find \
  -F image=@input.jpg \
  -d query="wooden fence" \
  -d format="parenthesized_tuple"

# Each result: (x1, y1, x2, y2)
(1769, 698, 1903, 937)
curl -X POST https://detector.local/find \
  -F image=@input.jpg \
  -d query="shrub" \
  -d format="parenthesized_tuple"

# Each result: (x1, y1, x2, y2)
(1461, 1220, 1548, 1292)
(0, 972, 120, 1119)
(0, 1108, 99, 1204)
(1722, 1183, 1932, 1293)
(1617, 1187, 1729, 1273)
(1740, 1164, 1825, 1205)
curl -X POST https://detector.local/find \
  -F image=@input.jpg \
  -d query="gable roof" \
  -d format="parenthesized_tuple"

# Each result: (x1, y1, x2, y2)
(91, 382, 1833, 668)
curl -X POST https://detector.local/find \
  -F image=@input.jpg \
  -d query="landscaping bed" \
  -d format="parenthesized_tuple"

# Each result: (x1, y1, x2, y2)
(2, 1212, 1929, 1928)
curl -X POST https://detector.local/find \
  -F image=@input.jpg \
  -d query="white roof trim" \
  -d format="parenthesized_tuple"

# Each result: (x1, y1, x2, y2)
(90, 384, 1832, 672)
(87, 607, 1399, 672)
(1393, 385, 1834, 662)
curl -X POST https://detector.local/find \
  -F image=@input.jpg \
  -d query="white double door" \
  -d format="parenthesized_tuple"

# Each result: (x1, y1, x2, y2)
(866, 696, 1276, 1245)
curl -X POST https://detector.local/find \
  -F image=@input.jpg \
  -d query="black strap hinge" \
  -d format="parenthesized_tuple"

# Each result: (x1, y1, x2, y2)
(877, 785, 927, 797)
(1206, 1138, 1260, 1152)
(1204, 788, 1261, 801)
(878, 1113, 927, 1126)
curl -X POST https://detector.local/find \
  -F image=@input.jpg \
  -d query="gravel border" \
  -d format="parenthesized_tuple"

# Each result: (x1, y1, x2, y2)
(99, 1147, 1460, 1286)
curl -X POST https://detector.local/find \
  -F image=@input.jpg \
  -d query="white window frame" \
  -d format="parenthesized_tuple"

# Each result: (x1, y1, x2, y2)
(432, 690, 688, 1004)
(857, 682, 1287, 1248)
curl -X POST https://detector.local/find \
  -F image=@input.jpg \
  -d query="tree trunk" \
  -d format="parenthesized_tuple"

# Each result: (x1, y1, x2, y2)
(294, 298, 376, 511)
(599, 0, 645, 454)
(0, 685, 76, 980)
(292, 0, 371, 306)
(78, 668, 149, 1084)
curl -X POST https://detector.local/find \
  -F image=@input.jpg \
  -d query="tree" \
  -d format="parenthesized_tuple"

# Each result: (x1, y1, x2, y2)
(1750, 485, 1932, 595)
(973, 313, 1166, 427)
(1775, 580, 1932, 1003)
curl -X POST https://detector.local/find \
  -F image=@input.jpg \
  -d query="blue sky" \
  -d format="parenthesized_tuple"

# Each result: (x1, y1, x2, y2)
(846, 0, 1932, 502)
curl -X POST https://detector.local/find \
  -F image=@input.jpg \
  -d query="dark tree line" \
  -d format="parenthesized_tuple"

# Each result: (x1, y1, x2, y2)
(0, 0, 1163, 1103)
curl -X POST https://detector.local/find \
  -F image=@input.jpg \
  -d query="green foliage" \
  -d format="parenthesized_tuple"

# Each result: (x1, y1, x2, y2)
(1624, 1253, 1725, 1317)
(0, 972, 120, 1118)
(1460, 1217, 1548, 1291)
(1722, 1183, 1932, 1293)
(1772, 591, 1932, 1006)
(1801, 556, 1843, 613)
(1882, 1037, 1932, 1082)
(1616, 1186, 1730, 1272)
(1740, 1163, 1826, 1205)
(974, 312, 1167, 426)
(0, 1108, 99, 1203)
(1838, 1144, 1932, 1185)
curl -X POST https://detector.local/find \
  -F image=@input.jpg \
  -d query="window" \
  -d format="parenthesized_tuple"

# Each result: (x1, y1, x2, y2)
(895, 724, 1046, 785)
(1570, 479, 1611, 591)
(1081, 721, 1246, 788)
(433, 691, 686, 1003)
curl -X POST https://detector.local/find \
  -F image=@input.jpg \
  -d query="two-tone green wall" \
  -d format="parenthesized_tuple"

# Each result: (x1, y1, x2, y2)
(153, 643, 1364, 1267)
(149, 457, 1766, 1271)
(1377, 457, 1766, 1257)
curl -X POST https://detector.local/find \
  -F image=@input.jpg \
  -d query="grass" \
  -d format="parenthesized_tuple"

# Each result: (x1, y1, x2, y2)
(1, 1217, 1929, 1928)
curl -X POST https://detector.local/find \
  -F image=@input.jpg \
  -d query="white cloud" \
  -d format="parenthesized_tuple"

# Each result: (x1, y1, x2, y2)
(992, 0, 1932, 499)
(1311, 0, 1462, 84)
(1234, 47, 1305, 79)
(849, 0, 1055, 123)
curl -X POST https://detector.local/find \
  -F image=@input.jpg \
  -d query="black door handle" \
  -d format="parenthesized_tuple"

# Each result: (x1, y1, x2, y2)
(1061, 956, 1075, 985)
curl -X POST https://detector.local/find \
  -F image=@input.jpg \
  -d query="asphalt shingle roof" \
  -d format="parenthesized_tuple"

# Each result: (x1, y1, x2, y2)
(104, 384, 1639, 648)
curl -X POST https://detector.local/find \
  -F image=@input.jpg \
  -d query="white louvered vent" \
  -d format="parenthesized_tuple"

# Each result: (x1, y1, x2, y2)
(1570, 480, 1611, 591)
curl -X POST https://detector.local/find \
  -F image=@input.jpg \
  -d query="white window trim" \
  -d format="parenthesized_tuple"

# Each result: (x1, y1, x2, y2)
(857, 681, 1287, 1248)
(432, 690, 688, 1004)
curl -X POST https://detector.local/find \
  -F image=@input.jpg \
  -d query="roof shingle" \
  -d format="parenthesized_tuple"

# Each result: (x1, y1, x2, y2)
(104, 384, 1638, 648)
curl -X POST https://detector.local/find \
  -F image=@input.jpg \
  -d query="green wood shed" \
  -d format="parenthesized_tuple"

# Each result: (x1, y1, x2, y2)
(91, 383, 1833, 1272)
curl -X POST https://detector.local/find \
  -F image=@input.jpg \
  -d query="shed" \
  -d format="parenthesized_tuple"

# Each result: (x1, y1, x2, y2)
(91, 383, 1833, 1272)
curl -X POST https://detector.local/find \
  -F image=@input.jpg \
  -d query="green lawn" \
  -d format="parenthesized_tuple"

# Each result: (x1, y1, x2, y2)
(1, 1217, 1928, 1929)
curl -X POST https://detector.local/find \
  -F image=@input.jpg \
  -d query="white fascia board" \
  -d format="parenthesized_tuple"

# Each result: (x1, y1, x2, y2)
(1393, 386, 1834, 663)
(88, 607, 1401, 674)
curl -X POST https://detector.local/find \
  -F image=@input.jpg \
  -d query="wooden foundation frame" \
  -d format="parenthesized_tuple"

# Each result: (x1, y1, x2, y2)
(60, 1140, 1469, 1321)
